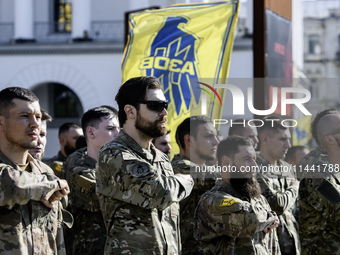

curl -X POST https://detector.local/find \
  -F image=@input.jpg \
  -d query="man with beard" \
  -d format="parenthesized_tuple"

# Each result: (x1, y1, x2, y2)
(64, 106, 119, 255)
(96, 76, 194, 254)
(171, 116, 219, 254)
(45, 122, 83, 178)
(194, 136, 280, 254)
(29, 109, 52, 160)
(299, 110, 340, 254)
(256, 117, 300, 255)
(0, 87, 70, 254)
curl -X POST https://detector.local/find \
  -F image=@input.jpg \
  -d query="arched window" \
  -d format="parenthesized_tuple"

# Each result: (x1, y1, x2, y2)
(54, 0, 72, 32)
(32, 83, 83, 127)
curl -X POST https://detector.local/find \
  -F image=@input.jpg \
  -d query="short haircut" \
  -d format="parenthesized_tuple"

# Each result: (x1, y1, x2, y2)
(115, 76, 162, 126)
(228, 119, 248, 136)
(58, 122, 81, 137)
(175, 116, 212, 149)
(41, 109, 52, 122)
(81, 106, 117, 140)
(285, 145, 306, 163)
(217, 136, 253, 165)
(100, 105, 118, 116)
(257, 115, 287, 136)
(311, 109, 338, 145)
(0, 87, 39, 117)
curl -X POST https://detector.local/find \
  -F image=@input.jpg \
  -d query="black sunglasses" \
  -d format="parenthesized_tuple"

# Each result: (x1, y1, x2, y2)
(140, 100, 168, 112)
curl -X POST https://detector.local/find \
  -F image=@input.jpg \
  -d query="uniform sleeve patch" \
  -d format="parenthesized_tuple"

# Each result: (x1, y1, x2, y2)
(52, 162, 62, 172)
(220, 198, 236, 207)
(129, 162, 151, 178)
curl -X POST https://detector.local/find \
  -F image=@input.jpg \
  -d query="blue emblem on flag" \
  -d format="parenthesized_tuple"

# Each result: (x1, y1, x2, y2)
(142, 16, 200, 115)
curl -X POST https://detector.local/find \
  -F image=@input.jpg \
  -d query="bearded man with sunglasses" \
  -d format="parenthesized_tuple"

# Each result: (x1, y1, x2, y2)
(96, 76, 194, 254)
(299, 110, 340, 255)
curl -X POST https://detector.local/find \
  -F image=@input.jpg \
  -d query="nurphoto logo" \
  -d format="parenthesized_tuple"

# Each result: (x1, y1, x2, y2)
(199, 82, 312, 128)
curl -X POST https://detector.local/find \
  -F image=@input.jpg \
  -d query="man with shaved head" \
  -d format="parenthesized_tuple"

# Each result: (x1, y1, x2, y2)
(299, 109, 340, 254)
(297, 109, 335, 180)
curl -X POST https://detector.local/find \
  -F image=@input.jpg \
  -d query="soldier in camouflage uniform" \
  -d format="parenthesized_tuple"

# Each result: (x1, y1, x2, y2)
(44, 122, 83, 178)
(256, 118, 300, 255)
(171, 116, 219, 254)
(298, 109, 340, 254)
(29, 109, 52, 160)
(64, 106, 119, 255)
(44, 123, 82, 255)
(96, 76, 194, 254)
(194, 136, 281, 255)
(0, 87, 71, 254)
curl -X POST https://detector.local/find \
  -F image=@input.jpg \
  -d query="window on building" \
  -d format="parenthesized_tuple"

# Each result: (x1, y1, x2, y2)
(309, 79, 318, 101)
(32, 83, 83, 128)
(53, 85, 82, 118)
(308, 34, 321, 55)
(54, 0, 72, 33)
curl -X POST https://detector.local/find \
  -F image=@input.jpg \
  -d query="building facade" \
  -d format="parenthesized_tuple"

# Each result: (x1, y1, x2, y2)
(0, 0, 302, 157)
(303, 0, 340, 116)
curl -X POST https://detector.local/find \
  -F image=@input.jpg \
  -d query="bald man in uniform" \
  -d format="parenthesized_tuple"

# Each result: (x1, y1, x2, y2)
(299, 110, 340, 254)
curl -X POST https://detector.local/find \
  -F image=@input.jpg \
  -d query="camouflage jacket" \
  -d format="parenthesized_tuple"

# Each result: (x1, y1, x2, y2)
(256, 154, 300, 255)
(0, 151, 66, 255)
(64, 147, 106, 255)
(171, 154, 218, 254)
(44, 151, 66, 178)
(194, 179, 281, 255)
(298, 151, 340, 254)
(297, 146, 329, 180)
(96, 131, 194, 255)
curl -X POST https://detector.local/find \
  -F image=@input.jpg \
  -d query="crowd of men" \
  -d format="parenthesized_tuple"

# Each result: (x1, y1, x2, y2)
(0, 76, 339, 255)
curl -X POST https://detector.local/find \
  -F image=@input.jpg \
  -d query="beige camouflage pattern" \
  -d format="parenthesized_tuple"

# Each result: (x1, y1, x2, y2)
(64, 147, 106, 255)
(298, 149, 340, 254)
(0, 151, 67, 255)
(256, 154, 300, 255)
(171, 154, 218, 254)
(96, 131, 194, 255)
(194, 179, 281, 255)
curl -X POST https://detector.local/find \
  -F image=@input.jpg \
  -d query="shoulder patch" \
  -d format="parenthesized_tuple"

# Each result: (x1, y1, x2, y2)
(129, 162, 151, 178)
(52, 162, 63, 172)
(220, 198, 236, 207)
(121, 151, 138, 160)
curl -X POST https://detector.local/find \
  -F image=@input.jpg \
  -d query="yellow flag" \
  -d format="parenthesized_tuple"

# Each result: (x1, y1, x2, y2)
(122, 1, 240, 156)
(292, 115, 312, 149)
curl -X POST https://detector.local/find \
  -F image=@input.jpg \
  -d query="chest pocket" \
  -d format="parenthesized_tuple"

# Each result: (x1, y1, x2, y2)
(31, 201, 60, 233)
